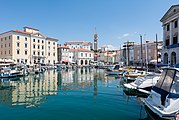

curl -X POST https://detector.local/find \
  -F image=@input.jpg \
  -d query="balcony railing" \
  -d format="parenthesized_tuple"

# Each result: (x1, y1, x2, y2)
(163, 43, 179, 49)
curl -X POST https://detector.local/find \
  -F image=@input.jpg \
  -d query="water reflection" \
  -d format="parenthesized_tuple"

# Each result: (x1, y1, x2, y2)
(0, 68, 111, 108)
(0, 68, 163, 120)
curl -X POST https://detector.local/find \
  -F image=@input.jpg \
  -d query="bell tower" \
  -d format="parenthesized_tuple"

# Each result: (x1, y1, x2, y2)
(94, 28, 98, 51)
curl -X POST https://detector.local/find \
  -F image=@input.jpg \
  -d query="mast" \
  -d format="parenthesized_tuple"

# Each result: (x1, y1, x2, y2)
(140, 35, 143, 69)
(156, 34, 158, 64)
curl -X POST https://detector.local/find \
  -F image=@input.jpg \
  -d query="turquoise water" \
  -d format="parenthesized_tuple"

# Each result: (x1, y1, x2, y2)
(0, 68, 154, 120)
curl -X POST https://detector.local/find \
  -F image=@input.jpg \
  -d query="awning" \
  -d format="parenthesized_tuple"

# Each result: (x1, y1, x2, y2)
(62, 60, 69, 62)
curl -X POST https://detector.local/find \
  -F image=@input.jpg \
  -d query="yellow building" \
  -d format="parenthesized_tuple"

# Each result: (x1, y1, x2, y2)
(0, 27, 58, 65)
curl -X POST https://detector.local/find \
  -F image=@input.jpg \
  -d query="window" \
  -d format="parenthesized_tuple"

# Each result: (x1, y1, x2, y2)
(5, 51, 6, 54)
(174, 20, 178, 28)
(166, 39, 170, 46)
(42, 45, 44, 49)
(17, 59, 19, 63)
(25, 37, 27, 41)
(38, 45, 40, 49)
(25, 51, 27, 55)
(38, 52, 40, 55)
(33, 51, 35, 55)
(9, 43, 10, 47)
(42, 40, 44, 43)
(86, 53, 87, 57)
(48, 46, 50, 50)
(173, 35, 178, 44)
(5, 44, 6, 47)
(53, 53, 55, 56)
(89, 54, 91, 57)
(148, 49, 151, 53)
(53, 42, 55, 45)
(17, 36, 20, 40)
(48, 52, 50, 56)
(25, 43, 27, 48)
(137, 50, 139, 54)
(137, 56, 139, 60)
(48, 60, 50, 63)
(17, 50, 19, 54)
(81, 53, 83, 57)
(33, 44, 35, 49)
(17, 42, 20, 47)
(38, 39, 40, 43)
(33, 39, 35, 42)
(25, 59, 27, 63)
(9, 50, 10, 54)
(166, 24, 170, 31)
(42, 52, 44, 55)
(9, 36, 11, 39)
(48, 41, 50, 44)
(5, 37, 6, 40)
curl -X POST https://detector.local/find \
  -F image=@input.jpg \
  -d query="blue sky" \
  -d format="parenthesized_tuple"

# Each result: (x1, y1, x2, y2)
(0, 0, 179, 49)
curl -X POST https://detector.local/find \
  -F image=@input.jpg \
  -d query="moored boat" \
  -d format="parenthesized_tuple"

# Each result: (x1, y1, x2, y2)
(144, 68, 179, 119)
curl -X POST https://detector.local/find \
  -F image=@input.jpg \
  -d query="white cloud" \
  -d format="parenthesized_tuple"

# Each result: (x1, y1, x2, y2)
(101, 44, 120, 50)
(118, 33, 130, 39)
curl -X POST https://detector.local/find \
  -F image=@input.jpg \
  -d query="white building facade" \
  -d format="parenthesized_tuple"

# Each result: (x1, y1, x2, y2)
(161, 5, 179, 65)
(0, 27, 58, 65)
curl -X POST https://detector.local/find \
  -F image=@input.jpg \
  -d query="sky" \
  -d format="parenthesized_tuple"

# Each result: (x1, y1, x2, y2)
(0, 0, 179, 50)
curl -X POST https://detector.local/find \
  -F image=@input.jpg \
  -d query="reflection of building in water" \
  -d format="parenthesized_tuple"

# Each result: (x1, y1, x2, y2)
(58, 68, 94, 89)
(0, 70, 58, 107)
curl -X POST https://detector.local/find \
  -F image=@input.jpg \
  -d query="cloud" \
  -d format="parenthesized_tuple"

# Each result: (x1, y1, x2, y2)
(101, 44, 120, 50)
(117, 32, 138, 40)
(118, 33, 130, 39)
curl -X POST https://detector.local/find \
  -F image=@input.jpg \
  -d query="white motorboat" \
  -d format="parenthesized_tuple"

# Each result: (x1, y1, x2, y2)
(124, 73, 160, 94)
(144, 68, 179, 119)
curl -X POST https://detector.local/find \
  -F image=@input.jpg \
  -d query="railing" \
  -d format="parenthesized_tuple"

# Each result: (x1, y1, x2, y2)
(163, 43, 179, 49)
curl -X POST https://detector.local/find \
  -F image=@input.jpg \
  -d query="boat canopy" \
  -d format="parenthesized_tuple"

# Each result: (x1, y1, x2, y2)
(152, 68, 179, 105)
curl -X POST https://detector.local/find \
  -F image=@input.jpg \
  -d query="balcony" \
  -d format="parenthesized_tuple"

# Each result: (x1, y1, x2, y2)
(164, 43, 179, 49)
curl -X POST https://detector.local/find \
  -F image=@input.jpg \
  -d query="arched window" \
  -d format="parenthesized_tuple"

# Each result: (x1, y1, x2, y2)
(81, 60, 83, 65)
(171, 52, 176, 65)
(85, 60, 88, 65)
(164, 53, 168, 64)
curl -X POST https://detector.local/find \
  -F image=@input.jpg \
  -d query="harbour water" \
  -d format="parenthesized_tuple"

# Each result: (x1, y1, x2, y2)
(0, 68, 160, 120)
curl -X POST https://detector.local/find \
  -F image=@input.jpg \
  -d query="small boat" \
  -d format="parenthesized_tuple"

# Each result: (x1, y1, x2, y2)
(106, 64, 125, 76)
(0, 67, 20, 78)
(144, 68, 179, 119)
(124, 73, 160, 95)
(123, 70, 147, 82)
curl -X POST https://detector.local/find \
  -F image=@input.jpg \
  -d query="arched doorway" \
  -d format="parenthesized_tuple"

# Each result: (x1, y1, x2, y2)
(171, 52, 176, 65)
(81, 60, 83, 65)
(163, 53, 168, 64)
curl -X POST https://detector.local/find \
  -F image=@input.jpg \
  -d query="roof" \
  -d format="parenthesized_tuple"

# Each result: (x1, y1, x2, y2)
(65, 41, 91, 45)
(23, 26, 39, 31)
(58, 46, 69, 49)
(160, 4, 179, 22)
(69, 48, 92, 52)
(0, 28, 58, 41)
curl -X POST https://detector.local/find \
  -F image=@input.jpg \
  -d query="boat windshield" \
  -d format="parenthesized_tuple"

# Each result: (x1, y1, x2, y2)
(170, 71, 179, 94)
(155, 69, 175, 92)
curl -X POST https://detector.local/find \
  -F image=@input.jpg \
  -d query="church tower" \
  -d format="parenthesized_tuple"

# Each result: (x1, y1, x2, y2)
(94, 28, 98, 51)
